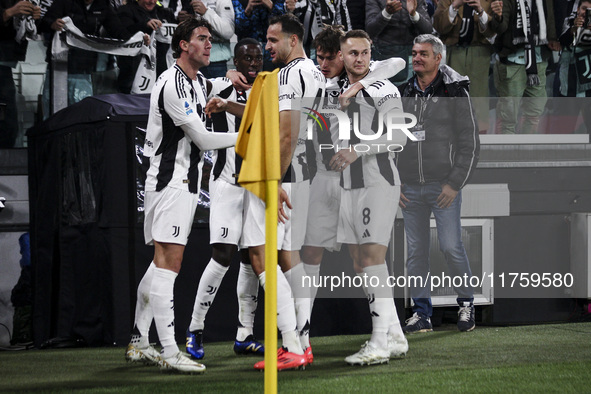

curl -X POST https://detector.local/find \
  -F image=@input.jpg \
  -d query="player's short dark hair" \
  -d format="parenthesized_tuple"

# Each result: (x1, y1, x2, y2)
(313, 24, 345, 54)
(171, 18, 212, 59)
(233, 38, 262, 56)
(339, 29, 372, 46)
(269, 13, 304, 42)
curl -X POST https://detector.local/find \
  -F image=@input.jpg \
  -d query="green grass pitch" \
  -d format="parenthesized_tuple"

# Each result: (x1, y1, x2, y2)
(1, 322, 590, 393)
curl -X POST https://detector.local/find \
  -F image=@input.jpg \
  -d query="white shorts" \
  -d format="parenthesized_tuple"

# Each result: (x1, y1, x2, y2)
(337, 181, 399, 247)
(304, 172, 341, 252)
(280, 181, 309, 251)
(241, 181, 309, 251)
(144, 187, 199, 246)
(209, 178, 246, 245)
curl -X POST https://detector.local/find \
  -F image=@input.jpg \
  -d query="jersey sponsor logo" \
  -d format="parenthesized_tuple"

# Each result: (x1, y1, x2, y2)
(377, 94, 397, 107)
(279, 92, 296, 101)
(172, 226, 180, 237)
(184, 101, 193, 115)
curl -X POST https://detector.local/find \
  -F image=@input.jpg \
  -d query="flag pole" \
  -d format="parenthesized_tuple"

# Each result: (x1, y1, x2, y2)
(264, 179, 278, 393)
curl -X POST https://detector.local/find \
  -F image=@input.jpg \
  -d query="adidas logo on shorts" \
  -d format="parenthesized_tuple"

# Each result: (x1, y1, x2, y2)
(362, 229, 371, 238)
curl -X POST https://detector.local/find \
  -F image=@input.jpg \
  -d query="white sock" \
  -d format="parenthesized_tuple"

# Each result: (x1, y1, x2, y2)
(236, 262, 258, 341)
(387, 301, 405, 340)
(258, 267, 301, 354)
(281, 329, 304, 355)
(387, 284, 404, 340)
(303, 262, 321, 310)
(290, 263, 312, 349)
(134, 262, 155, 348)
(356, 271, 369, 299)
(150, 267, 179, 359)
(189, 258, 229, 332)
(363, 264, 394, 349)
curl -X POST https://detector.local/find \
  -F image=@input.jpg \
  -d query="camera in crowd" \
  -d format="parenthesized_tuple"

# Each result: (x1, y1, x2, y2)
(584, 8, 591, 29)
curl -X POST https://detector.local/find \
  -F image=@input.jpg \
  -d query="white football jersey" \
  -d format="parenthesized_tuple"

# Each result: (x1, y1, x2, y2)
(339, 79, 405, 190)
(144, 65, 209, 194)
(206, 77, 249, 185)
(278, 57, 326, 183)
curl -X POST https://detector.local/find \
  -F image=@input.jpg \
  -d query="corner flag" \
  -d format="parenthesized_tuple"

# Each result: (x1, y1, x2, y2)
(235, 69, 280, 393)
(236, 69, 281, 200)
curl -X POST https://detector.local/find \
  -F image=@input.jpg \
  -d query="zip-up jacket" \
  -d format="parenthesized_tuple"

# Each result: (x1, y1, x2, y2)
(397, 65, 480, 191)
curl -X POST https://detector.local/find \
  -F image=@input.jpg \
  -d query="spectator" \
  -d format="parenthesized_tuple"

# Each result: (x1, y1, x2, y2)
(232, 0, 287, 70)
(0, 0, 41, 148)
(117, 0, 177, 94)
(550, 0, 570, 96)
(397, 34, 480, 334)
(557, 0, 591, 133)
(347, 0, 365, 29)
(366, 0, 434, 84)
(290, 0, 351, 55)
(177, 0, 234, 78)
(161, 0, 184, 15)
(40, 0, 135, 107)
(490, 0, 558, 134)
(433, 0, 498, 132)
(425, 0, 437, 16)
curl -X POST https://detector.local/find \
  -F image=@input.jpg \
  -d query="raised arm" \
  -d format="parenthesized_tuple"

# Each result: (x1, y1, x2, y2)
(279, 109, 299, 179)
(201, 0, 235, 40)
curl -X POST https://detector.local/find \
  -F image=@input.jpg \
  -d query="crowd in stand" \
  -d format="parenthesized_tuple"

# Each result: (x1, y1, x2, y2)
(1, 0, 591, 147)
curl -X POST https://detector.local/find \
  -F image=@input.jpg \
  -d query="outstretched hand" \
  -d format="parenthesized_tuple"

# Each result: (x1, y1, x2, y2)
(227, 69, 252, 91)
(205, 97, 228, 116)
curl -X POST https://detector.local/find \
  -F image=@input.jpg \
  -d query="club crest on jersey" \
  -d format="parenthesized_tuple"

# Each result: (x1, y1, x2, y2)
(184, 101, 193, 115)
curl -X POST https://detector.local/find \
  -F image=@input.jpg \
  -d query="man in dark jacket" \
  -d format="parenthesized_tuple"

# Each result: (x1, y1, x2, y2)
(397, 34, 480, 334)
(490, 0, 557, 134)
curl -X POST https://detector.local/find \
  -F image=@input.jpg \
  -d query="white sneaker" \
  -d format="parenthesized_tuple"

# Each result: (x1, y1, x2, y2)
(387, 334, 409, 358)
(159, 352, 206, 374)
(345, 341, 389, 366)
(125, 343, 161, 365)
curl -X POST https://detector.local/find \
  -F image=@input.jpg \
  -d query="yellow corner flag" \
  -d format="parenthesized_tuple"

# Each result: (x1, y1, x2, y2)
(235, 69, 280, 393)
(236, 69, 281, 200)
